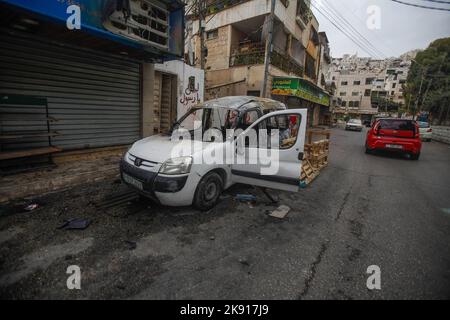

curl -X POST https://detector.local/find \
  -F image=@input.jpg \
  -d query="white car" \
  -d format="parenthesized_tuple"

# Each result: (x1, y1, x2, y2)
(418, 121, 432, 142)
(120, 96, 308, 210)
(345, 119, 363, 131)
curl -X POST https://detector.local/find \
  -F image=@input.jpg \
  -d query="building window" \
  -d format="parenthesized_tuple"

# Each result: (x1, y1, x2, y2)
(352, 92, 359, 96)
(349, 101, 354, 108)
(206, 29, 218, 40)
(391, 91, 395, 95)
(365, 77, 375, 85)
(392, 83, 397, 88)
(354, 101, 359, 108)
(341, 101, 347, 107)
(341, 81, 348, 86)
(353, 80, 361, 85)
(340, 92, 346, 96)
(305, 53, 317, 80)
(364, 89, 371, 96)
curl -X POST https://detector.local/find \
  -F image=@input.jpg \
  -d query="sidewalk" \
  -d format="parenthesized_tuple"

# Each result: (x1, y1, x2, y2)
(0, 149, 124, 203)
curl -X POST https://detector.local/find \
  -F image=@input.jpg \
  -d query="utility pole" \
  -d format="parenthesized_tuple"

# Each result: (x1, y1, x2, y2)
(198, 0, 206, 70)
(414, 67, 426, 120)
(261, 0, 276, 98)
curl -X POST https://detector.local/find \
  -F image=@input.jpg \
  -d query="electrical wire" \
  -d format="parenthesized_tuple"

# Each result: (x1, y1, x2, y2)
(316, 0, 389, 59)
(389, 0, 450, 11)
(310, 1, 386, 59)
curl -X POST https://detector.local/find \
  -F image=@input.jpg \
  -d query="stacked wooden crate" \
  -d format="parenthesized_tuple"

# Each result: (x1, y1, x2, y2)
(300, 129, 331, 186)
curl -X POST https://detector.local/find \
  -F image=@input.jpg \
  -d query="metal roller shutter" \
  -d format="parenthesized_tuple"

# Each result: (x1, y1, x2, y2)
(0, 30, 141, 151)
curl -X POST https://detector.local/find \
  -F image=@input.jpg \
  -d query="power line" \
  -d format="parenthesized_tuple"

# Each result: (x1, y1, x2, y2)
(310, 1, 386, 59)
(319, 0, 389, 59)
(421, 0, 450, 4)
(390, 0, 450, 11)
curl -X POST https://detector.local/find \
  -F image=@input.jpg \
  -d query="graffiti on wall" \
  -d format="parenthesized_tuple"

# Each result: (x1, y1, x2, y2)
(179, 76, 200, 111)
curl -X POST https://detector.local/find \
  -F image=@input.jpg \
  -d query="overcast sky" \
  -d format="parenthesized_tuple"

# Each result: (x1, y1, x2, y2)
(311, 0, 450, 58)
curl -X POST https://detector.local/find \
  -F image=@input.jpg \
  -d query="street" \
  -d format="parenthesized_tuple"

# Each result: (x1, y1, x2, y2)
(0, 128, 449, 299)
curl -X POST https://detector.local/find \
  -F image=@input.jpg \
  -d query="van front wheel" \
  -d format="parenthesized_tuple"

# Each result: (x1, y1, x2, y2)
(193, 172, 223, 211)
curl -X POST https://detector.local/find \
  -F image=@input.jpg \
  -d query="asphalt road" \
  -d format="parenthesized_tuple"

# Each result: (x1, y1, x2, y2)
(0, 128, 449, 299)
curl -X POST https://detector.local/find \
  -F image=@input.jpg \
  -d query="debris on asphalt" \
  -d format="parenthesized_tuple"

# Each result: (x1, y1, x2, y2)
(24, 203, 39, 211)
(238, 258, 250, 266)
(58, 218, 91, 230)
(95, 190, 139, 210)
(209, 236, 215, 241)
(235, 194, 257, 202)
(269, 205, 291, 219)
(124, 240, 137, 250)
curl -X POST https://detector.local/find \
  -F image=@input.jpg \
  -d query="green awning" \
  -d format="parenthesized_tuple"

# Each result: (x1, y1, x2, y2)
(272, 77, 330, 107)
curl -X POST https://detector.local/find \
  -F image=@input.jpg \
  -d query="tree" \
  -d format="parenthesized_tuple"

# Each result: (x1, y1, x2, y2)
(404, 38, 450, 124)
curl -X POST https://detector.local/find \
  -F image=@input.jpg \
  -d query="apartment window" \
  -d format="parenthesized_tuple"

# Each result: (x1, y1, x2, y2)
(340, 92, 346, 96)
(391, 91, 395, 95)
(354, 101, 360, 108)
(352, 92, 359, 96)
(364, 89, 371, 96)
(392, 83, 397, 88)
(341, 101, 347, 107)
(305, 53, 317, 80)
(399, 79, 406, 84)
(353, 80, 361, 86)
(206, 29, 218, 40)
(365, 77, 375, 85)
(341, 81, 348, 86)
(349, 101, 354, 108)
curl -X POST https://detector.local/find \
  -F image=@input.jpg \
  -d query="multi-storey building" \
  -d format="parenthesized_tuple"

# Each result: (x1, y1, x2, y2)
(329, 54, 415, 120)
(188, 0, 330, 126)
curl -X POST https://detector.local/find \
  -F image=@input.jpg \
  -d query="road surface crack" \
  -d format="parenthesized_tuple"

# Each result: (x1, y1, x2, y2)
(335, 189, 351, 221)
(298, 240, 330, 299)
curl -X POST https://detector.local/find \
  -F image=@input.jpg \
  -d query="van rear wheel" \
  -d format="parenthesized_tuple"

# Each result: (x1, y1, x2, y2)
(193, 172, 223, 211)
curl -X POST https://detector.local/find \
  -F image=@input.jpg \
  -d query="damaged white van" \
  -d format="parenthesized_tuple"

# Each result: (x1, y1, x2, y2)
(120, 96, 307, 210)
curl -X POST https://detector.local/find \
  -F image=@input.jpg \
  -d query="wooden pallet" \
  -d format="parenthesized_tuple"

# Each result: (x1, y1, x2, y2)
(300, 131, 331, 186)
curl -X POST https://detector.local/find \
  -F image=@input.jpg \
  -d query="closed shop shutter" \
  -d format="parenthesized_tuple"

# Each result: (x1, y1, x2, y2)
(0, 30, 141, 151)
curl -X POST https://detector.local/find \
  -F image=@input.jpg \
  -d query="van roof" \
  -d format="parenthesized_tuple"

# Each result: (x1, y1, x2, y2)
(199, 96, 286, 111)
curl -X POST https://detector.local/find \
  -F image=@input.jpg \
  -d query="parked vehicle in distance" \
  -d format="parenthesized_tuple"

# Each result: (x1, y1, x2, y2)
(365, 118, 422, 160)
(345, 119, 363, 131)
(120, 96, 308, 210)
(417, 121, 432, 142)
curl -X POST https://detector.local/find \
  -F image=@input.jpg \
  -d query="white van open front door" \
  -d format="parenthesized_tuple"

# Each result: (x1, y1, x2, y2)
(231, 109, 308, 192)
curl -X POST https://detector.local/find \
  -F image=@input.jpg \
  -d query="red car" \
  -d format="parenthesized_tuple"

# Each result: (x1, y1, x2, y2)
(365, 118, 422, 160)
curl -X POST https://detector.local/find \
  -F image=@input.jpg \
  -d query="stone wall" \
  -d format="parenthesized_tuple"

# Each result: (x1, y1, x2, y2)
(432, 126, 450, 144)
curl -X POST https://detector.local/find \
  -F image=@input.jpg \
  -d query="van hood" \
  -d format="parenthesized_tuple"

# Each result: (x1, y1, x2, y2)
(129, 134, 209, 163)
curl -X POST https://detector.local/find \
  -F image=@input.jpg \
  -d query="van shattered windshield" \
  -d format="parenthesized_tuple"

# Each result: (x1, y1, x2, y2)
(173, 107, 240, 141)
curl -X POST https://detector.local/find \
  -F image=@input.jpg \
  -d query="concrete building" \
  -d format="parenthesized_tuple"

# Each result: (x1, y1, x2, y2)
(187, 0, 329, 126)
(329, 53, 415, 121)
(0, 0, 186, 170)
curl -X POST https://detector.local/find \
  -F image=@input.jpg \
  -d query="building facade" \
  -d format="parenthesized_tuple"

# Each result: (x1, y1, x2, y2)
(0, 0, 187, 169)
(329, 53, 414, 120)
(187, 0, 329, 126)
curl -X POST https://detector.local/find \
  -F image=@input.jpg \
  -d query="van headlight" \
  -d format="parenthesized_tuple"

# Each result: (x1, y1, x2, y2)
(159, 156, 192, 175)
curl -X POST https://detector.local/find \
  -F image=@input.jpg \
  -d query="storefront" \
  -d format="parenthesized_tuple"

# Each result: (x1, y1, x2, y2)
(271, 76, 330, 127)
(0, 0, 184, 160)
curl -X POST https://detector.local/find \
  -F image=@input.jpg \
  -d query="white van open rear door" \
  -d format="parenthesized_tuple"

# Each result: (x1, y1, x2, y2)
(231, 109, 307, 192)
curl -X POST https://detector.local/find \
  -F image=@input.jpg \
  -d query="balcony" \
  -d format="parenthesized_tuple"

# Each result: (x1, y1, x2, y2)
(296, 0, 312, 30)
(229, 42, 304, 77)
(206, 0, 250, 15)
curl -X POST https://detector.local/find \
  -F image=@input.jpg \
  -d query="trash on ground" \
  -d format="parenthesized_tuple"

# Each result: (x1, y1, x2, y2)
(24, 203, 39, 211)
(124, 240, 137, 250)
(238, 258, 250, 266)
(235, 194, 257, 202)
(58, 218, 91, 230)
(269, 205, 291, 219)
